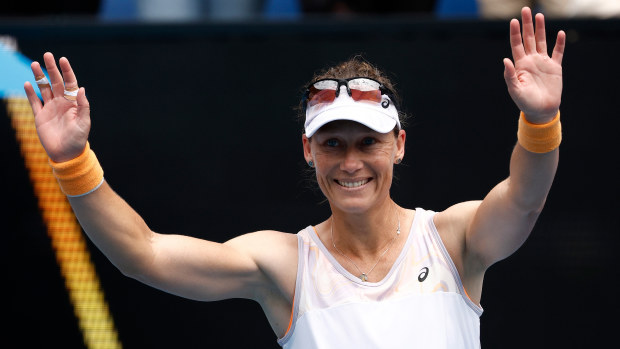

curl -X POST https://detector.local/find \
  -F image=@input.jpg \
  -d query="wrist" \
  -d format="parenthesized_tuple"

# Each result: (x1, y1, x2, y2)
(521, 109, 559, 124)
(517, 111, 562, 153)
(49, 142, 104, 197)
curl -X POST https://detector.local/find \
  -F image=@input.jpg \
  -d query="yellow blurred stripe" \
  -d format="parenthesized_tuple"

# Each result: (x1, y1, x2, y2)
(6, 98, 122, 349)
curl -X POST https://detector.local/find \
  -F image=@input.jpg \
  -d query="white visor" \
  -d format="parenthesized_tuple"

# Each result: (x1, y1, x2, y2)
(304, 86, 401, 137)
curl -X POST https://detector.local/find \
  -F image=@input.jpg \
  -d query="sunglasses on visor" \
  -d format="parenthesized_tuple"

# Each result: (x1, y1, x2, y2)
(301, 77, 398, 112)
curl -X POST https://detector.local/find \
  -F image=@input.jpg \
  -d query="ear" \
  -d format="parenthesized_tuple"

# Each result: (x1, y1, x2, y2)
(302, 134, 313, 164)
(394, 129, 406, 164)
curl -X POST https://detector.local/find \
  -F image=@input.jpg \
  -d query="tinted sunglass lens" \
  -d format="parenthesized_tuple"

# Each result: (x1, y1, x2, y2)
(348, 78, 382, 103)
(350, 89, 382, 103)
(308, 86, 337, 107)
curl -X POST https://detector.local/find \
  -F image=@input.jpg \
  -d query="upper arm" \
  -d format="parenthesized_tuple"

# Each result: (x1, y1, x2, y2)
(437, 178, 542, 273)
(69, 182, 298, 305)
(466, 178, 542, 267)
(133, 230, 297, 303)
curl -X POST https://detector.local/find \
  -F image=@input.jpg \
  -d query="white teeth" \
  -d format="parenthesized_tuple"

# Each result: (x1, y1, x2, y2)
(338, 179, 369, 188)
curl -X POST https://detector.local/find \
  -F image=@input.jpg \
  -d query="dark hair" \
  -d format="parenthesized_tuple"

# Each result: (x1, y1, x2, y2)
(297, 55, 409, 134)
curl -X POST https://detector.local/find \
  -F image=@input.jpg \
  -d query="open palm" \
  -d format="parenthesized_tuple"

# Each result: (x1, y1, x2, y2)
(504, 8, 566, 123)
(24, 52, 91, 163)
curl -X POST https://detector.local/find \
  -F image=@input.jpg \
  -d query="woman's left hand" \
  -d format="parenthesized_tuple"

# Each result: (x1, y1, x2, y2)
(503, 7, 566, 124)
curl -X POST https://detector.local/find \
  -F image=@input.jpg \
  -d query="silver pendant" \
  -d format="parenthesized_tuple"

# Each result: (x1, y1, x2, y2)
(360, 273, 368, 282)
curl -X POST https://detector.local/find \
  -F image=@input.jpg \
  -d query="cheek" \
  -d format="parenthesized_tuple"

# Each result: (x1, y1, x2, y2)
(312, 155, 334, 181)
(313, 152, 331, 170)
(373, 146, 397, 165)
(374, 151, 397, 179)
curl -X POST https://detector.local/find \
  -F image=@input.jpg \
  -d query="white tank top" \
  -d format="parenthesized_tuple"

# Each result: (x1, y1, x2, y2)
(277, 207, 483, 348)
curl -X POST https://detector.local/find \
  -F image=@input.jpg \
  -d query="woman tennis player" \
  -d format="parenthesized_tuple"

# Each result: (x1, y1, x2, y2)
(24, 7, 564, 348)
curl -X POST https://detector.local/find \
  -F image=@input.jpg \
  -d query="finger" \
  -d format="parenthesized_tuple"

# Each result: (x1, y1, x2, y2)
(76, 88, 92, 131)
(509, 18, 526, 62)
(503, 58, 519, 90)
(551, 30, 566, 65)
(521, 7, 536, 55)
(43, 52, 65, 98)
(59, 57, 79, 102)
(535, 13, 548, 55)
(24, 82, 42, 115)
(31, 61, 53, 103)
(77, 87, 90, 110)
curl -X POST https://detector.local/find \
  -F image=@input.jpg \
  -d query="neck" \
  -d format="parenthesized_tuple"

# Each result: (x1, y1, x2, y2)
(329, 198, 400, 257)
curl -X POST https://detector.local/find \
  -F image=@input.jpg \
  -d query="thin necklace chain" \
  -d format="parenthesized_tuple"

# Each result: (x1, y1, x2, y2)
(330, 209, 401, 282)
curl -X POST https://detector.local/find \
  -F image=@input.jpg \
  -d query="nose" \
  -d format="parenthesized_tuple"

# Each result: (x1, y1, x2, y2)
(340, 148, 363, 173)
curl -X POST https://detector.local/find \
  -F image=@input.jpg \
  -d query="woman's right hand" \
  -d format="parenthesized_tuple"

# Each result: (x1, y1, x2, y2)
(24, 52, 91, 163)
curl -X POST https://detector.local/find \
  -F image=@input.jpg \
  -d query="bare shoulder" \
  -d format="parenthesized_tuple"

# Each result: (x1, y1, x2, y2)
(434, 200, 482, 237)
(225, 230, 299, 301)
(225, 230, 299, 263)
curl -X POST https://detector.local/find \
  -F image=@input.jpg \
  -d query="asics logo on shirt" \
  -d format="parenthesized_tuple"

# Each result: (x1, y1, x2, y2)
(418, 267, 429, 282)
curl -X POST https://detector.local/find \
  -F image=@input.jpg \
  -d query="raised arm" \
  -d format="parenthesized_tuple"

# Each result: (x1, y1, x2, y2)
(23, 53, 296, 304)
(436, 7, 565, 281)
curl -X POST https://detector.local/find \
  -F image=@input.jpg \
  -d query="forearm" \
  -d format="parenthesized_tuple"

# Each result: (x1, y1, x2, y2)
(505, 110, 561, 211)
(68, 180, 155, 277)
(506, 142, 558, 212)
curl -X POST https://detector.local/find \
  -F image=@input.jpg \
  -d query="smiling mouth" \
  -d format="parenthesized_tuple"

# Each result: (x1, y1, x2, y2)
(336, 179, 371, 188)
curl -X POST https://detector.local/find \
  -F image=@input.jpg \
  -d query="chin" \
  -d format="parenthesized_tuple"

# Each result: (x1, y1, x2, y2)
(331, 197, 377, 214)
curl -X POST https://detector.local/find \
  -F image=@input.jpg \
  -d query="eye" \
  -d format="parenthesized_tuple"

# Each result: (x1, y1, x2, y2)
(326, 139, 340, 147)
(361, 137, 376, 146)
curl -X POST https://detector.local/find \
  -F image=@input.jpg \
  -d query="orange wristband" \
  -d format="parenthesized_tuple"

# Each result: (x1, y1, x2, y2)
(49, 142, 104, 197)
(517, 111, 562, 153)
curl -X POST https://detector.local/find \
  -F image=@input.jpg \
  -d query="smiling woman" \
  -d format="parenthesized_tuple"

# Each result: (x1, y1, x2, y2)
(23, 6, 565, 349)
